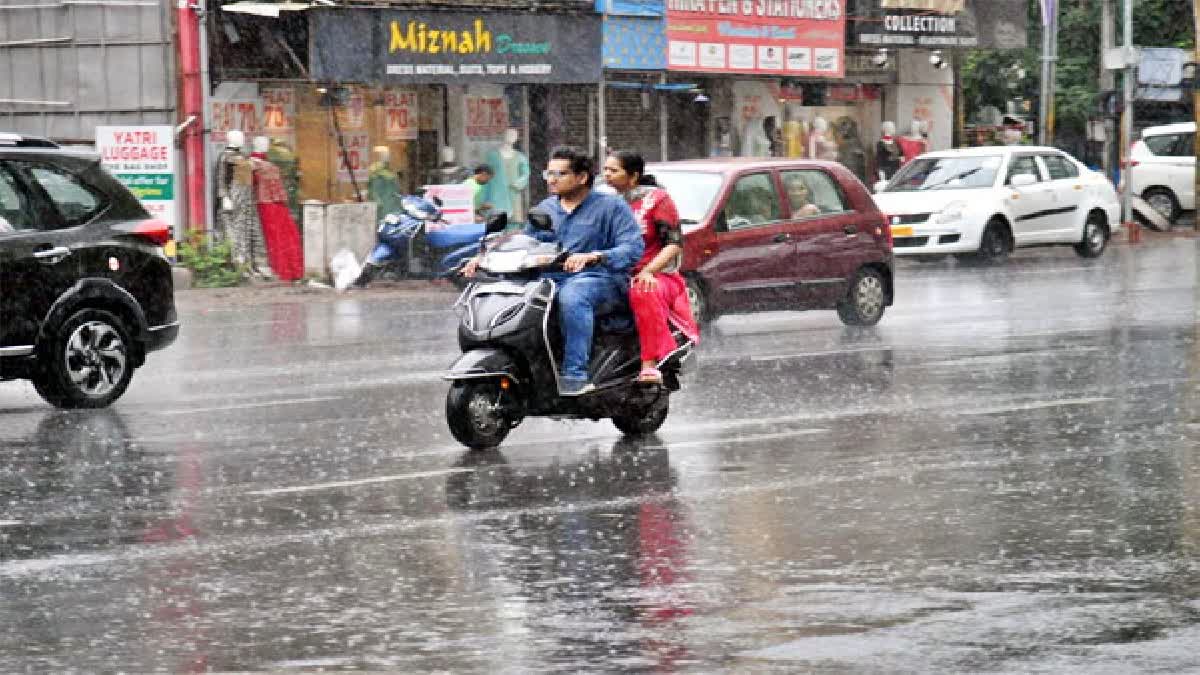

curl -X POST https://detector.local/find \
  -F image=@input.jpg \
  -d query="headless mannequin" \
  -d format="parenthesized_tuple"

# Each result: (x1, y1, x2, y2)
(875, 120, 903, 180)
(807, 116, 839, 161)
(215, 130, 262, 270)
(895, 119, 928, 165)
(251, 135, 304, 281)
(484, 128, 530, 221)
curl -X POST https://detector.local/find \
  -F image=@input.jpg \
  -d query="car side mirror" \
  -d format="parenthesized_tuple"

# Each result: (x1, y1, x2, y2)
(715, 210, 729, 233)
(485, 211, 508, 234)
(873, 180, 889, 193)
(1009, 173, 1037, 188)
(527, 208, 553, 231)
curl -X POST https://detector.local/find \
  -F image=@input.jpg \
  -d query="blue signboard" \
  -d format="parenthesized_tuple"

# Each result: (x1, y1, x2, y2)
(595, 0, 663, 18)
(603, 15, 665, 70)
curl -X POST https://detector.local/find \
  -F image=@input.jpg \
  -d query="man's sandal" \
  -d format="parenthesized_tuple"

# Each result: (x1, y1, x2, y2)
(636, 367, 663, 384)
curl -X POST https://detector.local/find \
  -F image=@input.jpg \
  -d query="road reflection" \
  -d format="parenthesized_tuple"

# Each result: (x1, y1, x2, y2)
(445, 436, 695, 672)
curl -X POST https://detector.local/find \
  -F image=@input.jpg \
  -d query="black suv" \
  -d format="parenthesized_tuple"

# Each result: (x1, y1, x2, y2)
(0, 133, 178, 408)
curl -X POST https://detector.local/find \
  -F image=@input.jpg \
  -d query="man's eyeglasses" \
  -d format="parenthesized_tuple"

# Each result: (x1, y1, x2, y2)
(542, 169, 573, 180)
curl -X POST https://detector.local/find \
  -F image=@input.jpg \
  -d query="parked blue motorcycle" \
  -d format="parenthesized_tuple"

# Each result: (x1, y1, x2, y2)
(353, 194, 486, 289)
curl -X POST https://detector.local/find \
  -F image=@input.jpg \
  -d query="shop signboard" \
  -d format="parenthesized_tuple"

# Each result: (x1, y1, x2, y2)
(261, 87, 295, 143)
(95, 125, 177, 230)
(665, 2, 844, 78)
(335, 132, 371, 184)
(463, 93, 510, 168)
(852, 0, 1027, 49)
(421, 183, 474, 227)
(383, 88, 419, 141)
(310, 10, 603, 85)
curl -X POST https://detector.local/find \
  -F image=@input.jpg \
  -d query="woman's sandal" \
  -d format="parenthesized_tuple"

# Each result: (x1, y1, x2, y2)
(636, 367, 663, 384)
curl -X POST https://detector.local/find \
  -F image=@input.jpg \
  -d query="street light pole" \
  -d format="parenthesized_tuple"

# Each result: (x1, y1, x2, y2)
(1193, 0, 1200, 231)
(1121, 0, 1134, 229)
(1038, 0, 1059, 145)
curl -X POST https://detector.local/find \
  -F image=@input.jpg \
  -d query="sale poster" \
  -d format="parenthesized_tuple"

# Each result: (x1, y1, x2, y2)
(384, 88, 419, 141)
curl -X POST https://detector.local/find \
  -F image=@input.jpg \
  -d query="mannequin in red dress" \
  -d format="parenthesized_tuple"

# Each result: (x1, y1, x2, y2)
(250, 136, 304, 281)
(895, 119, 928, 166)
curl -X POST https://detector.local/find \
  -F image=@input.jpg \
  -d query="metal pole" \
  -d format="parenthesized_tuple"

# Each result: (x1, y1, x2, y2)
(1193, 0, 1200, 230)
(1121, 0, 1134, 228)
(1101, 0, 1115, 178)
(597, 79, 607, 162)
(1038, 2, 1058, 145)
(198, 0, 214, 232)
(659, 73, 669, 161)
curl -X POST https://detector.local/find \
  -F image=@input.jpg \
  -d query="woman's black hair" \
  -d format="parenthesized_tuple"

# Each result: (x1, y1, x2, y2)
(610, 149, 657, 186)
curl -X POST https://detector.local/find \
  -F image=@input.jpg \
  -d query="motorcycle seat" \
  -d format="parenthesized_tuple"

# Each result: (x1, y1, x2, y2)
(426, 222, 486, 248)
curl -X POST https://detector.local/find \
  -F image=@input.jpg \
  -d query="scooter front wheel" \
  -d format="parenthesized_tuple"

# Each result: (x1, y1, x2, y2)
(446, 381, 512, 449)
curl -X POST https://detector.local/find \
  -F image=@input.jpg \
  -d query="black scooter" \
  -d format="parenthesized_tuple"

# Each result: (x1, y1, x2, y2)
(444, 211, 693, 449)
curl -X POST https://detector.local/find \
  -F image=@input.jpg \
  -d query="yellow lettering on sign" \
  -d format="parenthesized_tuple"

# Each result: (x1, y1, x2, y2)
(389, 18, 492, 55)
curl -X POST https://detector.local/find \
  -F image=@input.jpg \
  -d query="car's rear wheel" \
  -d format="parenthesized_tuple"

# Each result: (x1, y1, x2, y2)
(1142, 187, 1180, 223)
(32, 308, 135, 409)
(836, 267, 887, 326)
(1074, 211, 1109, 258)
(685, 276, 709, 326)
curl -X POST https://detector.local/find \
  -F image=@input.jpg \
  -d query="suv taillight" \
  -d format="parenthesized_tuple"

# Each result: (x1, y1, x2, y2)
(118, 219, 172, 246)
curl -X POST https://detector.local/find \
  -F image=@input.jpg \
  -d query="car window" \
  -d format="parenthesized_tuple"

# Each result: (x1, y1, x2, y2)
(24, 163, 106, 227)
(883, 155, 1001, 192)
(1005, 155, 1042, 185)
(1143, 133, 1183, 156)
(723, 173, 781, 229)
(649, 170, 724, 224)
(0, 164, 34, 233)
(1179, 134, 1195, 156)
(1041, 154, 1080, 180)
(781, 169, 847, 218)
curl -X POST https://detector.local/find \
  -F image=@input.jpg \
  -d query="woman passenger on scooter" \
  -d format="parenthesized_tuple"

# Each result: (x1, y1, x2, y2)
(602, 150, 700, 385)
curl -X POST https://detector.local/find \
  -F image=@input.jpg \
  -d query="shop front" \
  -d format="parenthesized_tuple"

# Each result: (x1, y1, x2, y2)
(661, 0, 892, 183)
(849, 0, 1028, 163)
(307, 8, 604, 219)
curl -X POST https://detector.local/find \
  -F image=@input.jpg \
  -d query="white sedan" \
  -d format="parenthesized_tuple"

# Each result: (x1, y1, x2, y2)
(872, 146, 1121, 262)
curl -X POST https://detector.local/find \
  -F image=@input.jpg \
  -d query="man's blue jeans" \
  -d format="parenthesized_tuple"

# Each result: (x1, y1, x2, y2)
(551, 272, 627, 381)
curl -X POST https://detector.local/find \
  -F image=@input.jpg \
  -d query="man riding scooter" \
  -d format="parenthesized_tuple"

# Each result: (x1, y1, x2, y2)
(463, 145, 644, 396)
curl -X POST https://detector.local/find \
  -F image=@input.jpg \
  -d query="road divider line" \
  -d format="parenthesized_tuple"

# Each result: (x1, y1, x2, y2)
(955, 397, 1111, 417)
(751, 346, 894, 362)
(156, 396, 345, 416)
(247, 468, 474, 496)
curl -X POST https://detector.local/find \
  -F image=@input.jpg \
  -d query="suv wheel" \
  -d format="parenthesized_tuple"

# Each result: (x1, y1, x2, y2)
(1142, 187, 1180, 223)
(32, 309, 135, 409)
(837, 268, 887, 326)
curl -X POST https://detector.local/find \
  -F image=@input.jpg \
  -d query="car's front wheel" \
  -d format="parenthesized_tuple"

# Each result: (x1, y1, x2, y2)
(969, 219, 1010, 264)
(32, 308, 135, 409)
(836, 267, 887, 326)
(1074, 211, 1109, 258)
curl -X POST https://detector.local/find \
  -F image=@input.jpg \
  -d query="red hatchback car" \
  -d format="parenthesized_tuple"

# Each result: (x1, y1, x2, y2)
(645, 159, 894, 326)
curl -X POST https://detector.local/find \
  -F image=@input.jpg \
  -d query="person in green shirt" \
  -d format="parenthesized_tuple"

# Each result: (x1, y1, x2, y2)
(462, 164, 494, 221)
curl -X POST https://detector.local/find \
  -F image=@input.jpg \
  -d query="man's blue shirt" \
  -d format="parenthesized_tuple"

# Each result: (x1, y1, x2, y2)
(529, 189, 644, 277)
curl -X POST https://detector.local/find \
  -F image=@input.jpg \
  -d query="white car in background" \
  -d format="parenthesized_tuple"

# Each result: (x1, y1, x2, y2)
(872, 146, 1121, 262)
(1129, 121, 1194, 223)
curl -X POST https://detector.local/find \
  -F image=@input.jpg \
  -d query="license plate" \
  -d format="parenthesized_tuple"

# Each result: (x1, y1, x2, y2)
(892, 225, 914, 237)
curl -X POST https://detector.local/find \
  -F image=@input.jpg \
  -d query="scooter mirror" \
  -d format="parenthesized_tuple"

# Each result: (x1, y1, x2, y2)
(527, 208, 553, 231)
(485, 212, 508, 234)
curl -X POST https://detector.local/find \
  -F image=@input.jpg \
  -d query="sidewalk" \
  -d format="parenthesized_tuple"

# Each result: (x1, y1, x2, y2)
(174, 277, 459, 309)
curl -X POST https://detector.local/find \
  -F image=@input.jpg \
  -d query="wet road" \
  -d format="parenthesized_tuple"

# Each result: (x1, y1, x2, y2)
(2, 240, 1199, 672)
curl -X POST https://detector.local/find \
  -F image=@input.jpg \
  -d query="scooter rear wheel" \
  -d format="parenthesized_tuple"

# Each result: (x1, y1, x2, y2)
(446, 381, 512, 449)
(611, 392, 669, 436)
